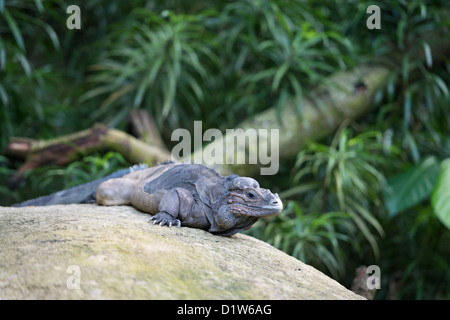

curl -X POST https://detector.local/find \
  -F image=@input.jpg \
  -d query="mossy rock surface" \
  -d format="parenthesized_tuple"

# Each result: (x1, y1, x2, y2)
(0, 204, 363, 300)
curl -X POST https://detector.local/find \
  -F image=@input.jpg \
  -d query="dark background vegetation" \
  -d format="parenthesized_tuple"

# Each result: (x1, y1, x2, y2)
(1, 0, 449, 299)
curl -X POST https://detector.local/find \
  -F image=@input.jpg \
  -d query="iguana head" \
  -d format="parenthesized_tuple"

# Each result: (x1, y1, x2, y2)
(196, 173, 283, 236)
(226, 177, 283, 217)
(209, 176, 283, 235)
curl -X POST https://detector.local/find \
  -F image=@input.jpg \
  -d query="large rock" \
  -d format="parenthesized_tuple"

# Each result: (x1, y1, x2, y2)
(0, 204, 363, 300)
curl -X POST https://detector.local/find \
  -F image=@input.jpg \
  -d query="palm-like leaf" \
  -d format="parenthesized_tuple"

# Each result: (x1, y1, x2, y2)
(292, 128, 388, 256)
(255, 200, 354, 279)
(82, 10, 218, 128)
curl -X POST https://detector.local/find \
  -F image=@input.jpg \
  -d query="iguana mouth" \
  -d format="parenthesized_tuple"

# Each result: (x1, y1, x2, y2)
(231, 202, 283, 217)
(262, 203, 283, 210)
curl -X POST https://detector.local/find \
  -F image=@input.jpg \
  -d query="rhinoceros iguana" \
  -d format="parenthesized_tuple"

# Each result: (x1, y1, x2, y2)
(13, 163, 283, 236)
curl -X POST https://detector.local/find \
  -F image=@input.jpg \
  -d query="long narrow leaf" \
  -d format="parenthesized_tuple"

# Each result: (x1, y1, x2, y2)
(272, 62, 289, 92)
(3, 8, 25, 51)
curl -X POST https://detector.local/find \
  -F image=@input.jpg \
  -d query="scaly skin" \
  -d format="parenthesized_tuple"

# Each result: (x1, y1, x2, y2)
(13, 163, 282, 236)
(96, 163, 283, 236)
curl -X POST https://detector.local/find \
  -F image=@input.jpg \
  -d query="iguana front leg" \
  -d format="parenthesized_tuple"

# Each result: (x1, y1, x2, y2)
(148, 188, 187, 227)
(132, 187, 209, 229)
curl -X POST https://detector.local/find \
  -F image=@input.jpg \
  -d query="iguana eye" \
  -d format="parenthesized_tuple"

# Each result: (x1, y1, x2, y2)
(246, 191, 257, 199)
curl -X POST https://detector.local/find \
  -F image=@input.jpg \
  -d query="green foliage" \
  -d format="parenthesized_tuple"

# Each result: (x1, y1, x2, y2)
(0, 0, 90, 150)
(81, 9, 219, 129)
(378, 155, 450, 299)
(380, 205, 450, 299)
(431, 159, 450, 230)
(30, 151, 130, 190)
(0, 152, 130, 206)
(384, 156, 441, 217)
(248, 0, 450, 299)
(366, 0, 450, 163)
(82, 0, 353, 133)
(250, 201, 355, 279)
(0, 1, 57, 147)
(248, 127, 394, 279)
(293, 128, 388, 256)
(214, 0, 353, 120)
(371, 0, 450, 299)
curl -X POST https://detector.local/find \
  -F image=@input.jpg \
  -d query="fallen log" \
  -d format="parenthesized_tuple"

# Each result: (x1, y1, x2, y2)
(6, 123, 171, 187)
(189, 64, 391, 176)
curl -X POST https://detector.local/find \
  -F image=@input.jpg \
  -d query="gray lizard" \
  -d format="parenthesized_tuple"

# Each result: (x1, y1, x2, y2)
(13, 163, 283, 236)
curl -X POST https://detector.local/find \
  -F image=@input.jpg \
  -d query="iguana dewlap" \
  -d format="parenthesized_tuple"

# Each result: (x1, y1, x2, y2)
(96, 163, 282, 236)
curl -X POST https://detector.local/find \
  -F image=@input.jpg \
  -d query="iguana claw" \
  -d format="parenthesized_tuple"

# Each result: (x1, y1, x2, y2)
(149, 212, 181, 228)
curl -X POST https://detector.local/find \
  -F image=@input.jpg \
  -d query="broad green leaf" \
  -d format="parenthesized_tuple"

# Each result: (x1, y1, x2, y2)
(384, 156, 440, 217)
(431, 159, 450, 230)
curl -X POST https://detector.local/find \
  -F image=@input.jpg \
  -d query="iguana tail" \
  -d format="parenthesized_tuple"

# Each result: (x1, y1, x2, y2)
(12, 164, 148, 207)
